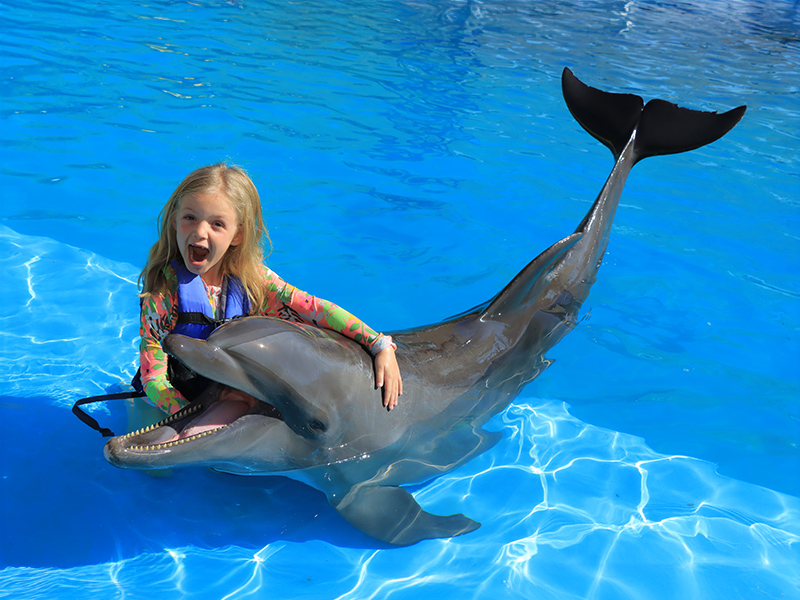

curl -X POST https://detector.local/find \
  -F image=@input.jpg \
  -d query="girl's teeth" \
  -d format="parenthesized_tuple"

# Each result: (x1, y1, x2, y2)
(190, 245, 209, 262)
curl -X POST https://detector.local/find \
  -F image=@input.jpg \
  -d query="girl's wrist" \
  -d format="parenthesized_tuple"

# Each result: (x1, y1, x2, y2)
(371, 334, 396, 356)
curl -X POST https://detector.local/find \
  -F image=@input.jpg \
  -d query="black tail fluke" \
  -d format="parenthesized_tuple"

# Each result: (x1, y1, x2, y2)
(635, 99, 747, 161)
(561, 67, 746, 163)
(561, 67, 643, 158)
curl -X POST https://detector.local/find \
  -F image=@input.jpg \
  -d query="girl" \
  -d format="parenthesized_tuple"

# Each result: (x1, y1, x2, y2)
(137, 162, 402, 419)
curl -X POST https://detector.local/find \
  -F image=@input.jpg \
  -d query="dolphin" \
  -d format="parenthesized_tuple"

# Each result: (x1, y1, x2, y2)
(105, 69, 746, 546)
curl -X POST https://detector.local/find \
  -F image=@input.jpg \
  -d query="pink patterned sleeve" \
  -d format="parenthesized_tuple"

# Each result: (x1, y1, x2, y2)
(139, 283, 188, 415)
(258, 266, 395, 355)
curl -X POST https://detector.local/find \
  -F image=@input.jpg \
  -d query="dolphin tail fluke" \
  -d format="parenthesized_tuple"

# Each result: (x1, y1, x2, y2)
(333, 485, 480, 546)
(561, 67, 643, 159)
(635, 99, 746, 161)
(561, 67, 746, 162)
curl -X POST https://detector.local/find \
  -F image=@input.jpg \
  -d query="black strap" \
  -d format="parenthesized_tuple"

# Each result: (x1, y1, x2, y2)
(72, 390, 145, 438)
(175, 311, 219, 327)
(168, 356, 212, 403)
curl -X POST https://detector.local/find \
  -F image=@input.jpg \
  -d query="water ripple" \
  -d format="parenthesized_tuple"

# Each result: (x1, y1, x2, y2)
(2, 0, 799, 597)
(0, 225, 140, 403)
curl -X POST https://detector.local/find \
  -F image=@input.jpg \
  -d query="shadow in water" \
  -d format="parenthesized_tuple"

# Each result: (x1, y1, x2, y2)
(0, 397, 390, 569)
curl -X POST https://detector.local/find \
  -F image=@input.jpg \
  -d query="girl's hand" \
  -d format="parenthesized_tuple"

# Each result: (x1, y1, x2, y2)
(375, 346, 403, 410)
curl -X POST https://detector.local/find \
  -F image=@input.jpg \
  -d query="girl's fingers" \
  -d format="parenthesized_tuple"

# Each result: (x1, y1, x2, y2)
(374, 347, 402, 410)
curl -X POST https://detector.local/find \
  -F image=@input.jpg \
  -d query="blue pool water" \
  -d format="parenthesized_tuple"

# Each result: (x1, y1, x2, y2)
(2, 0, 799, 597)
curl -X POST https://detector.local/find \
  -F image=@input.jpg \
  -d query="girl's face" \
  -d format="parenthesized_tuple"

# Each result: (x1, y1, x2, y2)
(174, 189, 243, 286)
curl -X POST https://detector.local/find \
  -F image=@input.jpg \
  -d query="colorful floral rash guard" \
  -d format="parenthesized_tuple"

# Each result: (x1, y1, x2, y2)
(139, 263, 393, 414)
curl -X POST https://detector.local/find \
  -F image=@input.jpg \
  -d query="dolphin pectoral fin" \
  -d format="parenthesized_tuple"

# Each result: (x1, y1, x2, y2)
(332, 485, 480, 546)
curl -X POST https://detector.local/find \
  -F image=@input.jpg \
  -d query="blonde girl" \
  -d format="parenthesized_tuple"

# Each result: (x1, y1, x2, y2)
(137, 163, 402, 417)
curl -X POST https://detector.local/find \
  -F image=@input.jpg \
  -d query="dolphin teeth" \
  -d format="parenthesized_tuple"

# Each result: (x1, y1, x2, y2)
(121, 402, 211, 450)
(125, 423, 228, 452)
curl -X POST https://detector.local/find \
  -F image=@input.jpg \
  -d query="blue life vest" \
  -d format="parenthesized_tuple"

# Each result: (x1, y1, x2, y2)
(78, 263, 253, 434)
(130, 261, 251, 398)
(171, 260, 251, 340)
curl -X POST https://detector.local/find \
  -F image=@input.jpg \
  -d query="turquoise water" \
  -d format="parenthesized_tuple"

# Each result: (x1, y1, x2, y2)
(2, 0, 799, 598)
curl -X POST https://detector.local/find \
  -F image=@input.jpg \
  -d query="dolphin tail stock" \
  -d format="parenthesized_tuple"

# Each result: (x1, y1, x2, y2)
(331, 484, 480, 546)
(561, 67, 746, 163)
(479, 232, 583, 322)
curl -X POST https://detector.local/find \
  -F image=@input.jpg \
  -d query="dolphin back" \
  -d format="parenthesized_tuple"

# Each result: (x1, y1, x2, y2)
(561, 67, 746, 162)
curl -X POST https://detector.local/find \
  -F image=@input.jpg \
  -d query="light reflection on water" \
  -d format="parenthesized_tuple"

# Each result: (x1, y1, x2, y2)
(1, 227, 798, 597)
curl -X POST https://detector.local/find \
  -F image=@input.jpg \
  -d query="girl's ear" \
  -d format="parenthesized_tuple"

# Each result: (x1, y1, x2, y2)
(232, 227, 244, 247)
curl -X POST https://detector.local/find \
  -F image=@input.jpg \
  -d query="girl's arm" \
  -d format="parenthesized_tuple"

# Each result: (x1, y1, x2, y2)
(260, 267, 403, 409)
(139, 292, 189, 415)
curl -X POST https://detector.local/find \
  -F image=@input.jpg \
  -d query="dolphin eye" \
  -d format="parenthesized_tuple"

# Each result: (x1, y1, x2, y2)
(309, 420, 327, 433)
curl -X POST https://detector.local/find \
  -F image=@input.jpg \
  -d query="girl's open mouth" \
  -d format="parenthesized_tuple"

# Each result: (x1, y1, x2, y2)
(189, 244, 210, 263)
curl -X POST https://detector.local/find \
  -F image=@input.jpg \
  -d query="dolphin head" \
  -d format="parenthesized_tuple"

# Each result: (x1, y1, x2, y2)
(164, 319, 336, 439)
(104, 317, 380, 474)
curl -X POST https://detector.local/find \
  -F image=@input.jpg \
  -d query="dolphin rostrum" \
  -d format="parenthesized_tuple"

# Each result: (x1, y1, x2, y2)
(105, 69, 746, 546)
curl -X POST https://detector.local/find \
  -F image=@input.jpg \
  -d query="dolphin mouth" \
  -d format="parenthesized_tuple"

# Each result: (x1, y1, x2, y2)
(114, 383, 283, 453)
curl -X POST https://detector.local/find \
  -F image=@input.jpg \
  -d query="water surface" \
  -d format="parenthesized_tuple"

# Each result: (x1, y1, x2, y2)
(1, 1, 798, 598)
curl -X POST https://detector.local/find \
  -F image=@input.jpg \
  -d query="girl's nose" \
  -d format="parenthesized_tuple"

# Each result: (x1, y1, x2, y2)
(194, 221, 210, 238)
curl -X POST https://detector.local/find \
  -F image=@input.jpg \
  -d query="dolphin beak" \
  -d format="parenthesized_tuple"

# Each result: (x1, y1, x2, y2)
(163, 334, 262, 400)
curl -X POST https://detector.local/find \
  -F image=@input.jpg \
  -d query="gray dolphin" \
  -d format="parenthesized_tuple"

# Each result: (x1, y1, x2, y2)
(105, 69, 746, 546)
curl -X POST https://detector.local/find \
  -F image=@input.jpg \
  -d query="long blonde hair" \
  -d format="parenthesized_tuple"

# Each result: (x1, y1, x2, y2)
(139, 163, 272, 312)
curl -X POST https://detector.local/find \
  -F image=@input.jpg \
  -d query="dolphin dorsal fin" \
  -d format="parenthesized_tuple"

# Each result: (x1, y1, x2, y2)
(479, 232, 582, 322)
